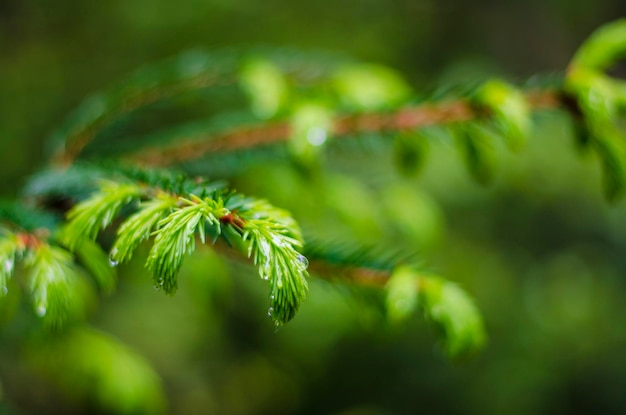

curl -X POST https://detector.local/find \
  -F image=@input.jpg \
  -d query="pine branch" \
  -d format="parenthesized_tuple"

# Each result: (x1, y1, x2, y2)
(385, 266, 486, 358)
(0, 230, 22, 296)
(0, 203, 117, 326)
(146, 195, 226, 293)
(111, 193, 179, 265)
(242, 218, 308, 325)
(57, 171, 310, 325)
(121, 89, 561, 167)
(51, 49, 352, 165)
(62, 182, 143, 250)
(8, 20, 626, 360)
(26, 243, 86, 328)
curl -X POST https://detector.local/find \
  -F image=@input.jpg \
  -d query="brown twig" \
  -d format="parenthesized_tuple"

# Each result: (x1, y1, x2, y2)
(53, 73, 234, 166)
(122, 89, 563, 167)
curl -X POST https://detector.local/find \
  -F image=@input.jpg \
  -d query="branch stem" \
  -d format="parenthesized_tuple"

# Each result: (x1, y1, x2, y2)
(122, 89, 563, 167)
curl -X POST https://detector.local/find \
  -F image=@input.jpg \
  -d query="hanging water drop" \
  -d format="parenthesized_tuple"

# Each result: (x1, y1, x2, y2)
(267, 307, 274, 317)
(262, 274, 269, 281)
(271, 234, 286, 248)
(273, 320, 283, 332)
(307, 126, 327, 146)
(109, 248, 119, 263)
(259, 238, 271, 257)
(296, 254, 309, 269)
(3, 259, 14, 274)
(36, 305, 47, 317)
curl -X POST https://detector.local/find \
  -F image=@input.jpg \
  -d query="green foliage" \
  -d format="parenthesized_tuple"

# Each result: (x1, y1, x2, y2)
(419, 275, 487, 358)
(26, 244, 90, 329)
(242, 214, 309, 325)
(453, 123, 498, 185)
(386, 266, 486, 358)
(393, 130, 430, 177)
(288, 102, 334, 168)
(565, 19, 626, 200)
(475, 79, 530, 151)
(385, 265, 419, 322)
(332, 63, 412, 110)
(59, 173, 309, 325)
(147, 195, 227, 294)
(570, 18, 626, 71)
(5, 18, 626, 412)
(62, 182, 143, 250)
(0, 230, 21, 296)
(566, 74, 626, 199)
(240, 58, 290, 119)
(34, 19, 626, 338)
(111, 194, 179, 265)
(0, 205, 115, 327)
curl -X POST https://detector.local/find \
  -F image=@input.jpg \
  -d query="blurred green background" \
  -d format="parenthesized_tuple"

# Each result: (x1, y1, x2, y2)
(2, 1, 626, 414)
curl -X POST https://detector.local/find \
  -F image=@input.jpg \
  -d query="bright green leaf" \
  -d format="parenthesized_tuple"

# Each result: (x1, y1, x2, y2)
(419, 276, 487, 358)
(333, 64, 412, 110)
(63, 182, 143, 250)
(453, 123, 497, 185)
(240, 58, 289, 119)
(289, 102, 333, 168)
(570, 19, 626, 71)
(476, 80, 530, 151)
(386, 265, 419, 322)
(111, 193, 178, 265)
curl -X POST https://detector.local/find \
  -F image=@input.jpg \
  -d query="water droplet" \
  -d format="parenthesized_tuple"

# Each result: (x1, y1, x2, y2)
(259, 239, 271, 257)
(270, 294, 275, 300)
(262, 274, 269, 281)
(3, 259, 14, 274)
(36, 305, 47, 317)
(296, 254, 309, 269)
(273, 321, 283, 332)
(108, 257, 119, 267)
(267, 307, 274, 317)
(154, 284, 161, 291)
(271, 235, 286, 248)
(307, 126, 327, 146)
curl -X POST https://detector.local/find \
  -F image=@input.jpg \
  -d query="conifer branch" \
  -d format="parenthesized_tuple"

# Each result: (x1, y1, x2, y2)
(385, 266, 486, 358)
(62, 182, 144, 250)
(7, 20, 626, 361)
(26, 243, 85, 329)
(111, 194, 179, 265)
(146, 195, 227, 294)
(57, 172, 310, 325)
(123, 89, 561, 167)
(0, 230, 23, 295)
(0, 203, 116, 326)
